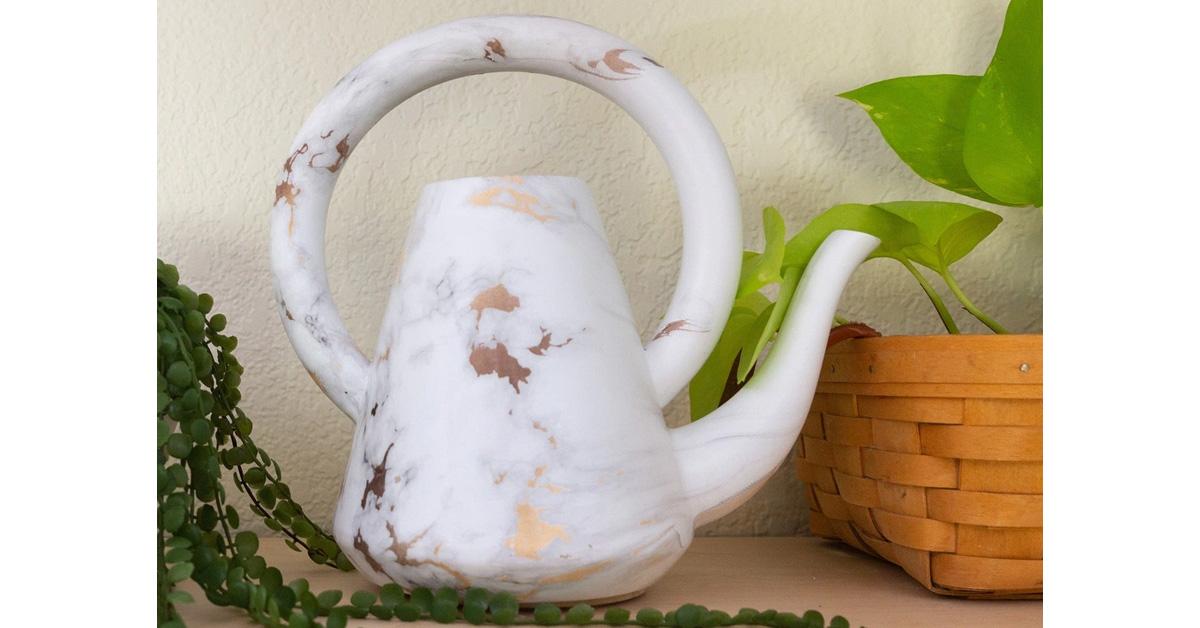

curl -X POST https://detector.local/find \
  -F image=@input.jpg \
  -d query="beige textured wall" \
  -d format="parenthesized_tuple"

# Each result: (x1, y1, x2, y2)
(158, 0, 1040, 537)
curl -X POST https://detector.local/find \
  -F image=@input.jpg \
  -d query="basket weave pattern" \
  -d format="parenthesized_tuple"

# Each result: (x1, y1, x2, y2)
(797, 335, 1042, 599)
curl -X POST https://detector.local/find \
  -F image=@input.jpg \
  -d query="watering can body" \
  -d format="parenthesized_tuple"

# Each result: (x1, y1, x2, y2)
(338, 176, 693, 600)
(271, 16, 879, 602)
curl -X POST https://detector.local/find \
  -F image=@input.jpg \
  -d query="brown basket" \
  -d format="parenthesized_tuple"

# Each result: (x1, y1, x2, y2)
(797, 334, 1042, 599)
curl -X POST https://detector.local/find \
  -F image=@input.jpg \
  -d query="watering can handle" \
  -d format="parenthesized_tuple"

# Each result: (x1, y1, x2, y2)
(271, 16, 741, 419)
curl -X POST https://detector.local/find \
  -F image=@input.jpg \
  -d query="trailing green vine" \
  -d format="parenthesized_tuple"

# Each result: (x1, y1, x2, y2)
(157, 259, 854, 628)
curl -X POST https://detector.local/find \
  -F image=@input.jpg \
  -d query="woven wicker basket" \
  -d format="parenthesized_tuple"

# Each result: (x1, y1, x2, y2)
(797, 334, 1042, 599)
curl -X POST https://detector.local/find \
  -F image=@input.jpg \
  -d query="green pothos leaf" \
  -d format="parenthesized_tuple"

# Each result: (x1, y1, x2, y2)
(840, 74, 1009, 205)
(737, 206, 787, 298)
(962, 0, 1042, 206)
(738, 266, 799, 383)
(872, 201, 1002, 272)
(688, 292, 771, 420)
(736, 302, 776, 382)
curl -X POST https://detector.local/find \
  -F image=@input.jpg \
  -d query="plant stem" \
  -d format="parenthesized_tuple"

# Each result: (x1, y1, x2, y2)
(898, 258, 960, 334)
(940, 269, 1009, 334)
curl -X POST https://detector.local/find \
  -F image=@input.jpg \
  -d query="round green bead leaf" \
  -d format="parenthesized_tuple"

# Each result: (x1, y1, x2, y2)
(395, 601, 423, 621)
(410, 588, 434, 612)
(674, 604, 706, 628)
(162, 505, 185, 532)
(316, 589, 343, 610)
(636, 608, 664, 626)
(464, 587, 489, 607)
(604, 607, 631, 625)
(165, 547, 193, 563)
(434, 587, 458, 604)
(185, 310, 206, 336)
(157, 419, 171, 447)
(379, 583, 405, 608)
(799, 610, 823, 628)
(829, 616, 850, 628)
(463, 599, 487, 625)
(242, 555, 266, 578)
(326, 609, 348, 628)
(189, 419, 213, 443)
(350, 590, 377, 609)
(260, 567, 283, 592)
(234, 531, 258, 557)
(176, 286, 199, 311)
(431, 598, 458, 623)
(533, 603, 562, 625)
(158, 261, 179, 287)
(167, 562, 194, 583)
(370, 604, 395, 619)
(241, 467, 266, 487)
(166, 360, 193, 387)
(292, 518, 315, 539)
(566, 603, 595, 624)
(256, 485, 277, 509)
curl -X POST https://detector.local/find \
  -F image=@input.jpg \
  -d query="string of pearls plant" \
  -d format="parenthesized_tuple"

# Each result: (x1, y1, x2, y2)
(156, 259, 853, 628)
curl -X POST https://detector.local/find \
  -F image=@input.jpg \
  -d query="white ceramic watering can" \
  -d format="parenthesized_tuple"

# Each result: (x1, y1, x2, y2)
(270, 16, 879, 603)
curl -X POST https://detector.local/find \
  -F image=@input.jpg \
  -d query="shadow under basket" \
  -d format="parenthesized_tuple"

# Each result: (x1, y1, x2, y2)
(797, 334, 1042, 599)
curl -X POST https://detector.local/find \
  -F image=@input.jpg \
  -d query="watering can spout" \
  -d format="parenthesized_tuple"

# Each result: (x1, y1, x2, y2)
(671, 230, 881, 525)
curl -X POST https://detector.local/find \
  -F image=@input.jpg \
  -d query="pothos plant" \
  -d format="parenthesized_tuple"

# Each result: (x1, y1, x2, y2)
(157, 258, 854, 628)
(689, 0, 1041, 418)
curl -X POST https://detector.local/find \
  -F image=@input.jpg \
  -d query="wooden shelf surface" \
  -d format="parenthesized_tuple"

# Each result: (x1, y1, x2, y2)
(180, 537, 1041, 627)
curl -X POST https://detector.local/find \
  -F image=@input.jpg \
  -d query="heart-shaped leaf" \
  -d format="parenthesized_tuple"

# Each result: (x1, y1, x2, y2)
(689, 292, 771, 420)
(737, 266, 799, 384)
(872, 201, 1002, 272)
(737, 301, 776, 382)
(963, 0, 1042, 206)
(737, 206, 787, 298)
(841, 75, 1011, 205)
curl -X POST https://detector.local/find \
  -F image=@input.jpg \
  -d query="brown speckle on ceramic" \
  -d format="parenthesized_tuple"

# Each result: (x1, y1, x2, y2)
(308, 134, 351, 173)
(507, 502, 569, 559)
(385, 523, 472, 586)
(652, 319, 706, 340)
(470, 284, 520, 322)
(283, 144, 309, 174)
(570, 48, 648, 81)
(354, 529, 386, 574)
(528, 329, 572, 355)
(361, 443, 394, 509)
(527, 466, 565, 494)
(469, 186, 556, 222)
(469, 342, 531, 392)
(484, 38, 507, 62)
(275, 181, 299, 209)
